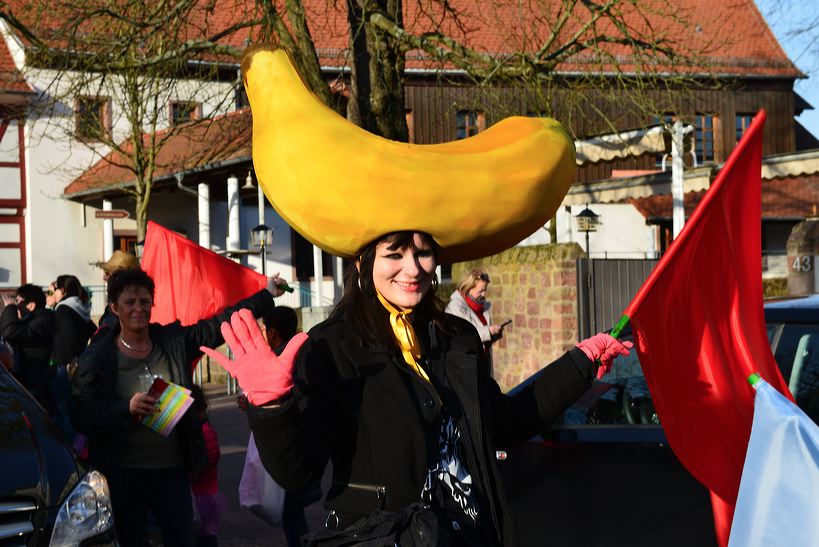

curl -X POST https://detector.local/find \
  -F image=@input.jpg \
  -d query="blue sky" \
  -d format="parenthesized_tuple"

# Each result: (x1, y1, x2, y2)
(756, 0, 819, 140)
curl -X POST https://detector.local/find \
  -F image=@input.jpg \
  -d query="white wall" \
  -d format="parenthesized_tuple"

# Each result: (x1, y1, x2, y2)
(23, 100, 108, 287)
(556, 203, 655, 259)
(7, 54, 237, 289)
(516, 203, 656, 259)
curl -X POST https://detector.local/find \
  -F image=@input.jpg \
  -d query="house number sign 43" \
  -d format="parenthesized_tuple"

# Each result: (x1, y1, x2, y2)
(791, 255, 813, 272)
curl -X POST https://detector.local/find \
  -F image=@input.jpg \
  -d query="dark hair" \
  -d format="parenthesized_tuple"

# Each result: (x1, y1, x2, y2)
(263, 306, 298, 342)
(107, 269, 156, 304)
(16, 284, 45, 309)
(55, 274, 87, 303)
(330, 231, 446, 347)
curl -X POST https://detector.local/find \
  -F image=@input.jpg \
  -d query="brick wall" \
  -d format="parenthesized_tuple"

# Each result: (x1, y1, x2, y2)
(450, 243, 584, 392)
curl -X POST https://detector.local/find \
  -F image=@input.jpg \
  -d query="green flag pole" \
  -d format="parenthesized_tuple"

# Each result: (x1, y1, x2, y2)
(609, 314, 630, 339)
(748, 372, 762, 388)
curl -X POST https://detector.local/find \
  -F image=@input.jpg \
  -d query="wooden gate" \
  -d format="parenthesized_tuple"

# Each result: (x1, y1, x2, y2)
(576, 258, 659, 339)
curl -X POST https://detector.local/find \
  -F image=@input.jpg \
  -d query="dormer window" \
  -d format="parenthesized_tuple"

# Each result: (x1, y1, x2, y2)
(75, 96, 111, 141)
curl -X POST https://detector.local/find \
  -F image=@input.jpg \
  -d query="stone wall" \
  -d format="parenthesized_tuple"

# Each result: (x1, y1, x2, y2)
(451, 243, 585, 392)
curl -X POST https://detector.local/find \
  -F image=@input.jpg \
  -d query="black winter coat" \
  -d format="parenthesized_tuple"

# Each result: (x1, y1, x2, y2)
(69, 289, 275, 479)
(0, 305, 55, 404)
(248, 314, 597, 546)
(52, 304, 96, 367)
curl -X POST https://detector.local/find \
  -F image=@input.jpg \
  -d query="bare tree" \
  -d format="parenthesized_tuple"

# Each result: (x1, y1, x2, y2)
(261, 0, 712, 139)
(0, 0, 263, 240)
(1, 0, 715, 241)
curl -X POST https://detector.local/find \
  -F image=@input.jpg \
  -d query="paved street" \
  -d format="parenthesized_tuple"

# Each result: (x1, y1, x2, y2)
(204, 384, 328, 546)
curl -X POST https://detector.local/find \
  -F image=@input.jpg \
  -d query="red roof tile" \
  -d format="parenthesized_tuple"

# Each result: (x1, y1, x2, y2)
(4, 0, 801, 78)
(63, 108, 251, 197)
(0, 37, 32, 94)
(629, 173, 819, 219)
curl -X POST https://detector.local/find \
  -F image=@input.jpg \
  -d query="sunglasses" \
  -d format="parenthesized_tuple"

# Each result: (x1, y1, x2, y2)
(477, 273, 490, 282)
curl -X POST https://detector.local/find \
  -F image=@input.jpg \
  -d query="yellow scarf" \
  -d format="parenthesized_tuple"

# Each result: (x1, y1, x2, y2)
(375, 290, 431, 383)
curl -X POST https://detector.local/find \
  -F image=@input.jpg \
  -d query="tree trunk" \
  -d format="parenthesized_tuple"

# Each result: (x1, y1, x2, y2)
(134, 185, 149, 252)
(346, 0, 408, 141)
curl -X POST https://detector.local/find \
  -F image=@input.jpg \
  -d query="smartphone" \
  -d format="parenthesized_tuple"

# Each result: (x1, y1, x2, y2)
(500, 319, 513, 328)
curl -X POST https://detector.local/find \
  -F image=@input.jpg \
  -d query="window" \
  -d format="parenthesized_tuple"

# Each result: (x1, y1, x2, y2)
(235, 84, 248, 109)
(114, 234, 138, 255)
(693, 114, 719, 164)
(736, 113, 754, 143)
(455, 111, 484, 139)
(75, 96, 111, 141)
(170, 101, 200, 125)
(655, 114, 719, 167)
(654, 114, 675, 168)
(293, 231, 333, 281)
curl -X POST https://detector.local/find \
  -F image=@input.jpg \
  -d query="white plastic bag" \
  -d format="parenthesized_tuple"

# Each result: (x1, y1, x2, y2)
(239, 432, 285, 526)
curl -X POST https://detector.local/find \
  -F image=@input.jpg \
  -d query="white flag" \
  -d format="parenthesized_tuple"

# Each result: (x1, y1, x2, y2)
(728, 379, 819, 546)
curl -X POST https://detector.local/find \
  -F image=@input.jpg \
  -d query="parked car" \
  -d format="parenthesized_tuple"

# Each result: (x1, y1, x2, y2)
(0, 363, 117, 546)
(500, 295, 819, 547)
(764, 294, 819, 422)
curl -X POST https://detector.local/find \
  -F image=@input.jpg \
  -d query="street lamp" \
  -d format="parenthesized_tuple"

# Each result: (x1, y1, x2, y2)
(250, 224, 273, 276)
(575, 205, 600, 256)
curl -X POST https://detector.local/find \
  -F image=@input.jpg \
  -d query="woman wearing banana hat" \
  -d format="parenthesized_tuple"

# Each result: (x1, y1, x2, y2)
(202, 47, 632, 546)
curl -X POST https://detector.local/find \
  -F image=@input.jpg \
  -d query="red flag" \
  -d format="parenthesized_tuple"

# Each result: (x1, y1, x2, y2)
(141, 221, 266, 326)
(624, 110, 792, 546)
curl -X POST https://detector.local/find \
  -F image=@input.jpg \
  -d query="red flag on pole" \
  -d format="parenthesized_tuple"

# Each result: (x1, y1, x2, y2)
(141, 220, 266, 326)
(623, 110, 792, 546)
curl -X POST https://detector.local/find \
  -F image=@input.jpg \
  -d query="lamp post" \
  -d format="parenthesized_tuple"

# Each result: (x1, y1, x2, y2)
(575, 205, 600, 256)
(250, 224, 273, 276)
(575, 205, 600, 340)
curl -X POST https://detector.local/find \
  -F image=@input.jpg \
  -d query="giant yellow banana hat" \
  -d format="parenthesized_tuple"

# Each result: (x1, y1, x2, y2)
(241, 46, 576, 263)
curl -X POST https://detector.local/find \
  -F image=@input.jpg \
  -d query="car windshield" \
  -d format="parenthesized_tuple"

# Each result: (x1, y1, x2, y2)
(557, 322, 819, 427)
(769, 323, 819, 419)
(558, 332, 659, 426)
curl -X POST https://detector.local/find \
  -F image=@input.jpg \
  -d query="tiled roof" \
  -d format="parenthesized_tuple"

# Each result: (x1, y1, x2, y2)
(63, 109, 251, 197)
(629, 173, 819, 219)
(5, 0, 801, 78)
(0, 37, 32, 94)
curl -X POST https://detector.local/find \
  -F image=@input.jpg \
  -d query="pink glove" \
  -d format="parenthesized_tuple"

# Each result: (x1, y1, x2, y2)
(200, 308, 309, 406)
(576, 333, 634, 379)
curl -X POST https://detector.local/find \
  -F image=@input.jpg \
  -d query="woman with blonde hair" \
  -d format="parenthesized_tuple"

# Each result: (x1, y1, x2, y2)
(446, 269, 503, 355)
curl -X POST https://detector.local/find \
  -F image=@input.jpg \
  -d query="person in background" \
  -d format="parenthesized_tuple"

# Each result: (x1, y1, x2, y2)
(189, 384, 223, 547)
(446, 269, 504, 370)
(48, 274, 97, 439)
(236, 306, 320, 547)
(1, 284, 55, 409)
(92, 249, 140, 336)
(70, 268, 287, 547)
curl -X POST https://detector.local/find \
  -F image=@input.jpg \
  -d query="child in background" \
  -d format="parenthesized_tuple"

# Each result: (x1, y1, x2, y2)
(190, 385, 224, 547)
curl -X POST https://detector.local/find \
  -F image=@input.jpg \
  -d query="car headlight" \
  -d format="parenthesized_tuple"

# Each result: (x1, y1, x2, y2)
(50, 470, 114, 547)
